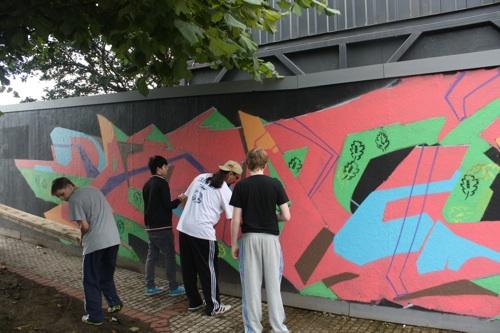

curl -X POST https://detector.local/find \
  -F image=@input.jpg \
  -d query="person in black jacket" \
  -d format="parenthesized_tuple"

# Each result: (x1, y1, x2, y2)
(143, 155, 186, 296)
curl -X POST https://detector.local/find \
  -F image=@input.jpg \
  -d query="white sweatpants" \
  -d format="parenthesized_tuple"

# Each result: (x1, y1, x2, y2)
(239, 233, 288, 333)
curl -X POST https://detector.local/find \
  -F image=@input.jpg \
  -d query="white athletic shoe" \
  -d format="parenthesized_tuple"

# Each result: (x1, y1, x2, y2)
(211, 304, 232, 316)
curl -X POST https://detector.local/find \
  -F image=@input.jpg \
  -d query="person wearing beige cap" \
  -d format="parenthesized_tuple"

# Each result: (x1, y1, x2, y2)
(176, 160, 242, 316)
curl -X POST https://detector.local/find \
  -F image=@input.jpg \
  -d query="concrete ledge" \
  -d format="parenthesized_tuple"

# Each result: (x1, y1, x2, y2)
(349, 302, 500, 333)
(282, 291, 350, 316)
(0, 226, 21, 239)
(0, 203, 80, 243)
(221, 282, 499, 333)
(0, 215, 82, 259)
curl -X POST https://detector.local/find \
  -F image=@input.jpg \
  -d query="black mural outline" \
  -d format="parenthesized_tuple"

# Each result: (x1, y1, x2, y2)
(482, 147, 500, 220)
(375, 129, 390, 151)
(350, 147, 415, 213)
(288, 156, 303, 175)
(350, 140, 365, 160)
(342, 160, 360, 180)
(460, 174, 479, 199)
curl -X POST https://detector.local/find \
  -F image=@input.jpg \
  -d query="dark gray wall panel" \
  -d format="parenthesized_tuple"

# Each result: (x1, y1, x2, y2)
(255, 0, 499, 46)
(0, 126, 29, 159)
(348, 36, 408, 67)
(287, 47, 340, 73)
(402, 24, 500, 60)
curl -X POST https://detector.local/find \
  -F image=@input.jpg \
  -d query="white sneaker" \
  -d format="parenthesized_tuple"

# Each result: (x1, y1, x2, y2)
(212, 304, 231, 316)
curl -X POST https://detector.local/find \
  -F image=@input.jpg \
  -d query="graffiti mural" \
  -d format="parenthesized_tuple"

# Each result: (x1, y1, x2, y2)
(14, 68, 500, 319)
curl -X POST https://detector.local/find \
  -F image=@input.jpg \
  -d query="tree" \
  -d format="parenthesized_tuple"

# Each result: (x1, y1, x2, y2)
(0, 0, 339, 97)
(20, 37, 149, 100)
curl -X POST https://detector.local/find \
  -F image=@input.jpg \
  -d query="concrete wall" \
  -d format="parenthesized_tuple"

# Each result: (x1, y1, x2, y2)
(0, 67, 499, 327)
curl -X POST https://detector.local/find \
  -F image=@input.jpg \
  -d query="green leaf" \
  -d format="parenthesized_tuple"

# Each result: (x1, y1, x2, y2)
(224, 14, 247, 30)
(173, 55, 191, 82)
(242, 0, 263, 5)
(262, 9, 282, 22)
(174, 20, 204, 45)
(173, 0, 190, 15)
(132, 49, 147, 67)
(10, 32, 26, 48)
(136, 77, 148, 96)
(278, 0, 292, 10)
(211, 12, 224, 23)
(239, 34, 258, 53)
(208, 37, 240, 57)
(260, 61, 278, 78)
(291, 4, 302, 16)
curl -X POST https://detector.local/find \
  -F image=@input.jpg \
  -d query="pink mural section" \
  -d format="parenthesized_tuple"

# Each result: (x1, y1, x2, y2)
(15, 68, 500, 319)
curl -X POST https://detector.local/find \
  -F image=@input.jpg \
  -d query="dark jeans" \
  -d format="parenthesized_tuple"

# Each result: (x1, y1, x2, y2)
(83, 245, 122, 322)
(145, 228, 179, 290)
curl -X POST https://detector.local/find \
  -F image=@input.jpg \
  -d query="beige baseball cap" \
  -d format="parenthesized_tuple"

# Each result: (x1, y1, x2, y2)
(218, 160, 243, 175)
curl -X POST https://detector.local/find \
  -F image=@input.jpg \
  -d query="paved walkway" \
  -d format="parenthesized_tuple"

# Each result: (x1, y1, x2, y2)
(0, 234, 459, 333)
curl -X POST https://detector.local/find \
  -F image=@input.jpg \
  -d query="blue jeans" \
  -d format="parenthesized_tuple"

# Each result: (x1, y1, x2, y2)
(145, 228, 179, 290)
(83, 245, 122, 322)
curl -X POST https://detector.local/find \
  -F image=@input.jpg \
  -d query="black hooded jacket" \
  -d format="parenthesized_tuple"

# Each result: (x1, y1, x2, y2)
(142, 175, 181, 230)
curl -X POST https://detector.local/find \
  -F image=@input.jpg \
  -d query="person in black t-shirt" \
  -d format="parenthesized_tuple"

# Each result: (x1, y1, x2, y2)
(230, 148, 291, 333)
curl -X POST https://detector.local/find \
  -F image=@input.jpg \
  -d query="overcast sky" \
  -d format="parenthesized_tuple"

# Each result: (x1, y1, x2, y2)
(0, 76, 52, 106)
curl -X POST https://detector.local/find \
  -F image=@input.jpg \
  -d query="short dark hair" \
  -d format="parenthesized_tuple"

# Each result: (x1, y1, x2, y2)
(51, 177, 75, 195)
(148, 155, 168, 175)
(245, 148, 268, 171)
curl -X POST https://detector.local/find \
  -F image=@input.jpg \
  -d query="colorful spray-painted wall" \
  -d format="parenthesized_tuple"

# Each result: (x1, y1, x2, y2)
(5, 68, 500, 320)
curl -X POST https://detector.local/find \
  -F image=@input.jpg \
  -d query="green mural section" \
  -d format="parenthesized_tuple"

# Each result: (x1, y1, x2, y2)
(441, 100, 500, 223)
(268, 160, 284, 185)
(284, 147, 308, 177)
(334, 118, 445, 212)
(217, 241, 239, 271)
(472, 275, 500, 295)
(128, 187, 144, 213)
(18, 168, 91, 204)
(115, 214, 148, 263)
(300, 282, 338, 299)
(113, 124, 129, 143)
(267, 159, 293, 219)
(147, 125, 172, 148)
(201, 110, 235, 130)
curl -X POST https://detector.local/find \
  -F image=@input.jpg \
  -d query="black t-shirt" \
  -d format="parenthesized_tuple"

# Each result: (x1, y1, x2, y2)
(230, 174, 289, 235)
